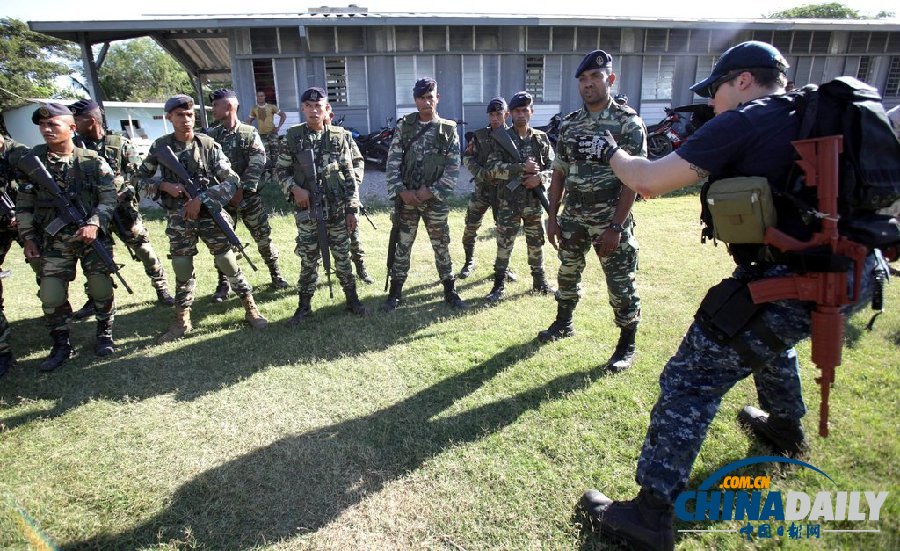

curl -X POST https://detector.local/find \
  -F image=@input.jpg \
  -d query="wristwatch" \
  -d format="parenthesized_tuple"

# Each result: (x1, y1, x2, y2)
(608, 222, 625, 233)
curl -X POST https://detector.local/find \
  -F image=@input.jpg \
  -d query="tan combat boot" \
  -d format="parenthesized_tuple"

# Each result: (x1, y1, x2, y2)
(242, 295, 268, 329)
(157, 306, 192, 344)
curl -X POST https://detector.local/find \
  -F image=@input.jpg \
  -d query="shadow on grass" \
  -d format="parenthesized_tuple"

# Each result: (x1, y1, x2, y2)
(66, 341, 616, 549)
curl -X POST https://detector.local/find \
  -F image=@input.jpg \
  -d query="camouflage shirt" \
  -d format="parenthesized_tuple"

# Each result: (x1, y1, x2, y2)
(342, 127, 365, 187)
(16, 145, 117, 242)
(386, 113, 460, 202)
(134, 133, 239, 214)
(205, 122, 266, 193)
(485, 126, 554, 199)
(74, 132, 142, 201)
(0, 135, 28, 192)
(462, 126, 499, 186)
(277, 123, 359, 210)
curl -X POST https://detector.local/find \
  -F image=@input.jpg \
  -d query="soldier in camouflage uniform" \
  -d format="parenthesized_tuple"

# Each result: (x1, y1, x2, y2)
(483, 91, 555, 303)
(135, 95, 268, 343)
(16, 104, 119, 371)
(538, 50, 645, 375)
(277, 87, 366, 323)
(383, 77, 465, 311)
(206, 89, 289, 301)
(0, 134, 29, 376)
(458, 97, 511, 281)
(68, 99, 174, 320)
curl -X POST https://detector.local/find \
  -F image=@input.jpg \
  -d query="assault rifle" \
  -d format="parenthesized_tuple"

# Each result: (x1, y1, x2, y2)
(0, 189, 15, 223)
(490, 126, 551, 214)
(297, 149, 333, 298)
(18, 153, 134, 294)
(155, 145, 258, 272)
(748, 135, 868, 438)
(359, 204, 377, 230)
(111, 210, 138, 261)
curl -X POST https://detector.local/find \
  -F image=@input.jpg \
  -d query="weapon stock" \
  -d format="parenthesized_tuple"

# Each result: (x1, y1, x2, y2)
(155, 145, 258, 271)
(490, 127, 551, 214)
(298, 149, 333, 298)
(18, 153, 134, 294)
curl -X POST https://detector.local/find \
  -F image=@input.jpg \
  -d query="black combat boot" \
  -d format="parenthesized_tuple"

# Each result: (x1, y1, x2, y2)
(354, 259, 375, 285)
(72, 299, 95, 320)
(531, 269, 555, 295)
(537, 302, 575, 342)
(442, 278, 467, 309)
(382, 279, 404, 312)
(606, 324, 637, 372)
(737, 405, 810, 457)
(458, 245, 475, 279)
(344, 286, 367, 315)
(268, 263, 290, 289)
(485, 272, 506, 304)
(212, 271, 231, 302)
(0, 351, 13, 378)
(581, 488, 674, 551)
(95, 318, 115, 357)
(286, 294, 313, 326)
(156, 286, 175, 306)
(40, 329, 75, 372)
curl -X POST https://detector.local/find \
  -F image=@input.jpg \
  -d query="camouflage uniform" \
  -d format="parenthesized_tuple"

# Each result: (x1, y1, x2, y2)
(0, 136, 29, 369)
(277, 123, 361, 315)
(386, 113, 460, 283)
(206, 122, 288, 287)
(553, 105, 645, 328)
(484, 127, 554, 277)
(134, 134, 252, 309)
(460, 126, 500, 270)
(344, 129, 372, 281)
(73, 132, 171, 300)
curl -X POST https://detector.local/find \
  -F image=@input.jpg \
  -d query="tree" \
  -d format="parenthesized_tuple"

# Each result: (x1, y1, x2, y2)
(766, 2, 893, 19)
(99, 38, 195, 103)
(0, 18, 80, 110)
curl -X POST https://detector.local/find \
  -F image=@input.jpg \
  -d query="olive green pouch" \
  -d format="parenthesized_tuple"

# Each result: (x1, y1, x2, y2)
(705, 176, 776, 244)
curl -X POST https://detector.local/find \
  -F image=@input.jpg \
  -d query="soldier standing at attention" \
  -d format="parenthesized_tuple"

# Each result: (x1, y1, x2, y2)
(458, 96, 513, 281)
(206, 89, 289, 301)
(278, 87, 366, 324)
(538, 50, 645, 374)
(69, 99, 175, 318)
(246, 90, 285, 186)
(16, 104, 119, 370)
(0, 134, 29, 375)
(382, 77, 465, 311)
(483, 91, 555, 303)
(135, 95, 268, 343)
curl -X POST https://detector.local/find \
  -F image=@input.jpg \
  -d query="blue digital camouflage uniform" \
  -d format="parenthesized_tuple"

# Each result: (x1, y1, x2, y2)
(0, 136, 29, 357)
(385, 113, 460, 282)
(461, 126, 500, 250)
(134, 133, 250, 308)
(554, 104, 646, 328)
(484, 126, 554, 275)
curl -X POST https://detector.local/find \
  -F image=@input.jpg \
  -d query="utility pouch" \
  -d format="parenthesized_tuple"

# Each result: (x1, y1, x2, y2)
(705, 177, 776, 244)
(696, 278, 761, 340)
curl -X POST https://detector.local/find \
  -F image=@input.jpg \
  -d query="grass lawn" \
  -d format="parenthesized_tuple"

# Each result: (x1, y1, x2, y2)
(0, 193, 897, 550)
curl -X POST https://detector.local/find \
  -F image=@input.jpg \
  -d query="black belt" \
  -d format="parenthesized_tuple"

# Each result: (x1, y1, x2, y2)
(566, 186, 621, 204)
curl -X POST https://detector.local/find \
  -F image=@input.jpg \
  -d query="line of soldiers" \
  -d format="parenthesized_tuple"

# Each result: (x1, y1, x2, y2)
(1, 48, 643, 377)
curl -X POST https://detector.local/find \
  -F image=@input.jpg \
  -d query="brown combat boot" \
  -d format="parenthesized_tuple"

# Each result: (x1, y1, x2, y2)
(158, 306, 192, 344)
(242, 295, 269, 329)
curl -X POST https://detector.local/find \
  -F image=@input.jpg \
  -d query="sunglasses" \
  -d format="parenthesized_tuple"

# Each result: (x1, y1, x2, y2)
(707, 71, 744, 98)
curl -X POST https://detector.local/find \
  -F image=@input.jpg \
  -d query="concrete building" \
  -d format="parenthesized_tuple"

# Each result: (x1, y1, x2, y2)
(30, 7, 900, 137)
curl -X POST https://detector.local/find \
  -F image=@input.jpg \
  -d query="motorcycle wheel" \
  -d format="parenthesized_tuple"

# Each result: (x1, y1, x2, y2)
(648, 134, 673, 159)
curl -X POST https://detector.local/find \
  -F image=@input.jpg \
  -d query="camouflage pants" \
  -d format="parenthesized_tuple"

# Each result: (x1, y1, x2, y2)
(0, 280, 7, 354)
(109, 204, 168, 291)
(493, 195, 544, 275)
(225, 191, 279, 268)
(556, 214, 640, 328)
(165, 210, 252, 307)
(293, 211, 354, 295)
(635, 258, 878, 503)
(349, 225, 366, 264)
(462, 181, 498, 248)
(390, 200, 454, 282)
(260, 133, 279, 172)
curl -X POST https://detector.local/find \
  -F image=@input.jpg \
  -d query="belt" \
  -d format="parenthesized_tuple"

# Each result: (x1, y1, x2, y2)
(566, 186, 621, 204)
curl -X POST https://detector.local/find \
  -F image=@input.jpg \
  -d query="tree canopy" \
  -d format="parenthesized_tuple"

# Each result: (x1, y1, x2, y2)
(0, 18, 80, 110)
(99, 38, 195, 103)
(766, 2, 894, 19)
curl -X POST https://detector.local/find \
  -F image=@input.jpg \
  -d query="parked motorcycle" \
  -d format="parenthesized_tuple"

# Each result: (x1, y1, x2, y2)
(354, 116, 395, 171)
(646, 104, 713, 159)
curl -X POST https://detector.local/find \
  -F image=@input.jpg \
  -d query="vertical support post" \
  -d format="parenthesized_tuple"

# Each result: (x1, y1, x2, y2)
(193, 73, 209, 129)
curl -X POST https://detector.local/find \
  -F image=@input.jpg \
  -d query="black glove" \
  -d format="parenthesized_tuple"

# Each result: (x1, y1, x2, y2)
(576, 131, 620, 164)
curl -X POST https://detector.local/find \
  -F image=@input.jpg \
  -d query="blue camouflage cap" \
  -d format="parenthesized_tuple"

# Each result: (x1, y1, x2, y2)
(691, 41, 789, 98)
(211, 89, 237, 101)
(69, 99, 101, 116)
(300, 87, 327, 102)
(486, 97, 507, 113)
(575, 49, 613, 78)
(413, 77, 437, 98)
(508, 91, 533, 110)
(164, 94, 194, 113)
(32, 103, 72, 124)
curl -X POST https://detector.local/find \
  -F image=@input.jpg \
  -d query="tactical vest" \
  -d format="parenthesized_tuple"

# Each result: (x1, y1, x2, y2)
(207, 123, 257, 177)
(29, 144, 103, 231)
(472, 127, 494, 167)
(285, 124, 350, 208)
(154, 133, 219, 211)
(397, 113, 457, 188)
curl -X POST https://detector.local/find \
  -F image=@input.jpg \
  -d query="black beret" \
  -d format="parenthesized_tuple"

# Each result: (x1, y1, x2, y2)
(413, 77, 437, 98)
(69, 99, 100, 116)
(486, 97, 507, 113)
(508, 91, 533, 110)
(575, 49, 613, 78)
(301, 87, 327, 102)
(32, 103, 72, 124)
(211, 89, 237, 101)
(164, 94, 194, 113)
